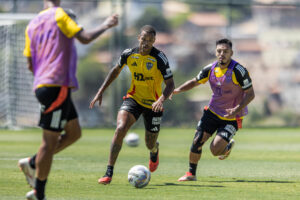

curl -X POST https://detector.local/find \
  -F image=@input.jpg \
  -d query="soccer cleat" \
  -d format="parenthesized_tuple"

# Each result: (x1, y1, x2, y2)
(98, 176, 112, 185)
(178, 172, 197, 181)
(219, 139, 235, 160)
(26, 190, 46, 200)
(149, 142, 159, 172)
(18, 157, 36, 188)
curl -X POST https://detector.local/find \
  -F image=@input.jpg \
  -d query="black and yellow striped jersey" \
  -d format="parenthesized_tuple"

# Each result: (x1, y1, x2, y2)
(118, 47, 173, 108)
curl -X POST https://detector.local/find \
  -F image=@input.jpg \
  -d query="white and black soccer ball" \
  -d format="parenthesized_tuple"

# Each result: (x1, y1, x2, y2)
(124, 132, 140, 147)
(128, 165, 151, 188)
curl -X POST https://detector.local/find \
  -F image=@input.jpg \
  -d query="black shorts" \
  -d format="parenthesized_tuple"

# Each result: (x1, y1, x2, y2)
(197, 109, 238, 142)
(120, 98, 163, 133)
(35, 86, 78, 132)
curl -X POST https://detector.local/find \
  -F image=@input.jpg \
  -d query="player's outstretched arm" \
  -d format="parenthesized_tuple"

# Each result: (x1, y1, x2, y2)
(170, 78, 200, 99)
(89, 64, 122, 108)
(76, 14, 118, 44)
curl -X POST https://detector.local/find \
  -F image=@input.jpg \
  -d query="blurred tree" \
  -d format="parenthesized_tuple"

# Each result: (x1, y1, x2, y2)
(188, 0, 252, 23)
(135, 6, 171, 33)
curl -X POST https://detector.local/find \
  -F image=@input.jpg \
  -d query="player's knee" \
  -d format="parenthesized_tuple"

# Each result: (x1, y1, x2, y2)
(210, 145, 222, 156)
(116, 124, 128, 136)
(210, 141, 226, 156)
(190, 130, 205, 154)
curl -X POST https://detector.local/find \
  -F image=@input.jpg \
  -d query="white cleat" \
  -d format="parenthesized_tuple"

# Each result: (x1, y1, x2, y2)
(219, 139, 235, 160)
(26, 190, 46, 200)
(178, 172, 197, 181)
(18, 157, 36, 188)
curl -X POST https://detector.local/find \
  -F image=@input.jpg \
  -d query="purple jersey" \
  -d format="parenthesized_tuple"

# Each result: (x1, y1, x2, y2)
(208, 59, 248, 118)
(24, 7, 82, 90)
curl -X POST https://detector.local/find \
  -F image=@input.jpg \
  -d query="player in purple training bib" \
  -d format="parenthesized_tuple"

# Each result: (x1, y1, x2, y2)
(19, 0, 118, 199)
(172, 38, 255, 182)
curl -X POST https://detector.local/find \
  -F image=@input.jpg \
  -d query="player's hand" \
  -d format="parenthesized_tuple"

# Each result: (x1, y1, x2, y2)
(169, 89, 179, 100)
(224, 106, 239, 119)
(152, 99, 164, 113)
(103, 14, 119, 29)
(89, 93, 103, 109)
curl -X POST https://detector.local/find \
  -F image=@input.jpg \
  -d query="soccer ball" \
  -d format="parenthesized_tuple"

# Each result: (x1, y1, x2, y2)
(124, 132, 140, 147)
(128, 165, 151, 188)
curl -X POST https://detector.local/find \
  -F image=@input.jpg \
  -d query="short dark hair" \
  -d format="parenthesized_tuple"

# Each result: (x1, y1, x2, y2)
(216, 38, 232, 49)
(141, 25, 156, 37)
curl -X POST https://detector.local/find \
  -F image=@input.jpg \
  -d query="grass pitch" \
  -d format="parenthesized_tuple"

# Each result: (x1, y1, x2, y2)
(0, 128, 300, 200)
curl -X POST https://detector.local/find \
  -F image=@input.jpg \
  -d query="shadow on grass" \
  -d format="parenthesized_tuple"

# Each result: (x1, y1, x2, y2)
(209, 179, 295, 184)
(152, 182, 224, 188)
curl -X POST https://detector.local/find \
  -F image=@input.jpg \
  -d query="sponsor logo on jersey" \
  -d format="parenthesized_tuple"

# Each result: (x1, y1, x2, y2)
(146, 62, 153, 70)
(134, 72, 153, 81)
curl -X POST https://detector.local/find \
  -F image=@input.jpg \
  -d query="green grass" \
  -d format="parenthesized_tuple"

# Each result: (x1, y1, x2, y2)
(1, 128, 300, 199)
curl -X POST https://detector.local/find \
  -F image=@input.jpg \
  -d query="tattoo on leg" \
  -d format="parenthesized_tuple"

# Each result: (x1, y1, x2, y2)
(109, 143, 122, 165)
(146, 132, 158, 151)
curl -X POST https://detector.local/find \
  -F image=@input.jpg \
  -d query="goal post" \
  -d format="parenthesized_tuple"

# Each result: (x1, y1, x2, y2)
(0, 14, 39, 129)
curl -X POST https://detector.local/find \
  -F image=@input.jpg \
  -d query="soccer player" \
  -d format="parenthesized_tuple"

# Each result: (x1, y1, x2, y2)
(173, 39, 255, 181)
(18, 0, 118, 199)
(90, 25, 175, 185)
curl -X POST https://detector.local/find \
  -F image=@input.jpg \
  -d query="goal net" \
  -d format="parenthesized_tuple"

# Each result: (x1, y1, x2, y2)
(0, 15, 39, 129)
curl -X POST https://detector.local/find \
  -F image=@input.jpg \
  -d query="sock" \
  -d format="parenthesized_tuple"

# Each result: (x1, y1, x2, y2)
(105, 165, 114, 177)
(150, 151, 158, 162)
(29, 154, 37, 169)
(35, 178, 47, 200)
(150, 143, 159, 162)
(189, 163, 197, 176)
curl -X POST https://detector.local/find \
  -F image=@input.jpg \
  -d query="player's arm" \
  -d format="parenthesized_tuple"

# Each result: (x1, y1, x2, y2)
(172, 64, 211, 96)
(89, 64, 122, 108)
(224, 65, 255, 118)
(152, 77, 175, 112)
(23, 26, 33, 74)
(26, 57, 33, 74)
(173, 78, 200, 95)
(152, 52, 175, 112)
(75, 14, 118, 44)
(90, 49, 130, 108)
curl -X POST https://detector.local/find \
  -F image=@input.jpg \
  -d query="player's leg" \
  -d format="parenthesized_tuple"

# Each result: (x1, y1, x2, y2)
(178, 129, 211, 181)
(210, 121, 238, 160)
(54, 99, 81, 154)
(19, 87, 70, 199)
(99, 98, 140, 184)
(143, 109, 162, 172)
(54, 118, 81, 154)
(23, 99, 81, 175)
(33, 129, 60, 200)
(178, 109, 218, 181)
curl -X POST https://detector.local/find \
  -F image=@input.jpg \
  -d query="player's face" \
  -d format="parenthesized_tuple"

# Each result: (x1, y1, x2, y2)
(215, 43, 233, 66)
(138, 31, 155, 55)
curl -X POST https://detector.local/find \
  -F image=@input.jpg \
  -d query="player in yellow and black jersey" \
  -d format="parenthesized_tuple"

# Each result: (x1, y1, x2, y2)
(119, 46, 173, 108)
(90, 25, 175, 184)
